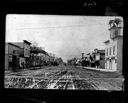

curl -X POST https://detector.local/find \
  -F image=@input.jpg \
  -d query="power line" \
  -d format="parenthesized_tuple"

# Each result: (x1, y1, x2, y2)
(15, 25, 88, 30)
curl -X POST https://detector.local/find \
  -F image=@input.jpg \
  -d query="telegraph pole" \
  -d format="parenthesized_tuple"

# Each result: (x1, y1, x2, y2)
(81, 53, 84, 59)
(81, 53, 84, 69)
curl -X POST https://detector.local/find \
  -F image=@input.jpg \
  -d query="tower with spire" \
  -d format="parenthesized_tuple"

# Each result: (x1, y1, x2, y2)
(104, 18, 123, 72)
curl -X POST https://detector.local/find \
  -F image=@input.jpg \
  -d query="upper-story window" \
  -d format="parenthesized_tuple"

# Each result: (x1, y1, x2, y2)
(26, 49, 28, 55)
(110, 31, 113, 39)
(109, 47, 111, 56)
(114, 30, 118, 37)
(25, 48, 28, 56)
(106, 49, 108, 56)
(113, 46, 115, 55)
(28, 50, 30, 55)
(105, 49, 107, 56)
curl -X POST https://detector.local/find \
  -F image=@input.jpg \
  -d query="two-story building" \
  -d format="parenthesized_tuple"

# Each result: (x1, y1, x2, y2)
(104, 18, 123, 72)
(10, 40, 31, 68)
(94, 48, 105, 69)
(5, 42, 21, 70)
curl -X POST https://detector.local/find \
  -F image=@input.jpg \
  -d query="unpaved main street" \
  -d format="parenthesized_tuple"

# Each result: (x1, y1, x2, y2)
(4, 65, 124, 90)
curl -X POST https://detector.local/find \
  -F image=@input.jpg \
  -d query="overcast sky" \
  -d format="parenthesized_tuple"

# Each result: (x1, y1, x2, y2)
(6, 14, 123, 62)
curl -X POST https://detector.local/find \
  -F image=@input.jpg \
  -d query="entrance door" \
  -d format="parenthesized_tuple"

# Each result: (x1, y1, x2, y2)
(12, 55, 17, 70)
(112, 59, 117, 71)
(109, 59, 112, 70)
(106, 60, 109, 69)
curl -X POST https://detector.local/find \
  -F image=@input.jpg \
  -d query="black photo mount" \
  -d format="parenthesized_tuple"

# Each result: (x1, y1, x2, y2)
(0, 0, 126, 103)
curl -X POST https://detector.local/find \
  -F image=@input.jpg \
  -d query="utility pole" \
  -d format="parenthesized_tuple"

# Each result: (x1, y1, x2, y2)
(81, 53, 84, 59)
(81, 53, 84, 69)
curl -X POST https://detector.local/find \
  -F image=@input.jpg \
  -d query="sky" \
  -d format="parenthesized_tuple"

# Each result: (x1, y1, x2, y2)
(6, 14, 123, 62)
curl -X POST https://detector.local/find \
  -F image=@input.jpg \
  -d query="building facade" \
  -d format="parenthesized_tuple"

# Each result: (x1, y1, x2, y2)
(94, 49, 105, 68)
(13, 40, 31, 68)
(5, 43, 21, 70)
(5, 40, 31, 70)
(104, 18, 123, 72)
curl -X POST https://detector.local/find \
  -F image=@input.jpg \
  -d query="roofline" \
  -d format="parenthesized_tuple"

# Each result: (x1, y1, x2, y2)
(98, 50, 105, 53)
(99, 51, 105, 53)
(108, 26, 122, 30)
(114, 35, 123, 38)
(8, 42, 21, 48)
(98, 49, 105, 51)
(23, 40, 31, 45)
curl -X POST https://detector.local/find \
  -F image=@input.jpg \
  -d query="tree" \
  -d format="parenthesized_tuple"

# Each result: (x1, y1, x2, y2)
(30, 40, 38, 47)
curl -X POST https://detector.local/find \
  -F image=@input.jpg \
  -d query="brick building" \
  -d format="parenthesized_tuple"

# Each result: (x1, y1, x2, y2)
(104, 18, 123, 72)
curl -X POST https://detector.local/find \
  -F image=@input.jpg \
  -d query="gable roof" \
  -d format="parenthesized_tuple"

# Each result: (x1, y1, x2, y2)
(9, 40, 31, 48)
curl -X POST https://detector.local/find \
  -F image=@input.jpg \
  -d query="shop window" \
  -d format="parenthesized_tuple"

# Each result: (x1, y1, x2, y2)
(100, 56, 102, 60)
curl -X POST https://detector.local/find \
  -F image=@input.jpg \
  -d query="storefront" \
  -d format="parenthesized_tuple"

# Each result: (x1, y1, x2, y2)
(19, 57, 26, 68)
(106, 58, 109, 70)
(111, 58, 117, 71)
